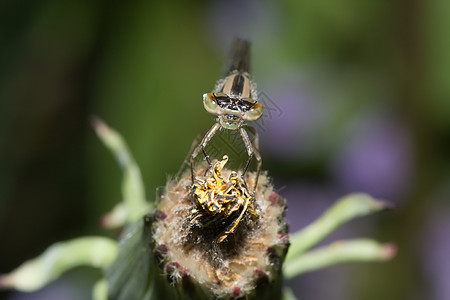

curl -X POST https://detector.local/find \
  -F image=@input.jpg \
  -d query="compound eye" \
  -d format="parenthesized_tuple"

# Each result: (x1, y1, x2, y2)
(214, 92, 228, 98)
(203, 93, 218, 115)
(245, 101, 263, 121)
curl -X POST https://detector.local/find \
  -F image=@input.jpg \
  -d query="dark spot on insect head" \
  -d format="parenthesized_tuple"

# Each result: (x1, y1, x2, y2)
(225, 114, 239, 121)
(231, 73, 245, 96)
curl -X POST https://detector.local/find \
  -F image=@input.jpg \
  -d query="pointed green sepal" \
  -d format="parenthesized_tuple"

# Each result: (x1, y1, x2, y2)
(284, 238, 396, 279)
(0, 237, 117, 292)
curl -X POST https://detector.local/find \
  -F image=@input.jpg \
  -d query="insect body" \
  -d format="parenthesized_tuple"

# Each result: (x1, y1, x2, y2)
(190, 69, 264, 195)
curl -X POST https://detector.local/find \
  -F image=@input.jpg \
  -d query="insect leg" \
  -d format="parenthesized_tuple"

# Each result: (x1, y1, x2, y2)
(176, 129, 208, 179)
(190, 122, 221, 183)
(250, 128, 262, 194)
(247, 125, 260, 152)
(239, 127, 262, 195)
(239, 127, 253, 175)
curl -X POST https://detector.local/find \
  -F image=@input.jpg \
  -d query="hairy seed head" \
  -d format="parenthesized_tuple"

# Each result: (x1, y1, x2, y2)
(151, 160, 289, 299)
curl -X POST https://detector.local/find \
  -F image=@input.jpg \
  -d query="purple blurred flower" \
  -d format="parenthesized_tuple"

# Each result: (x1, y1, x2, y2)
(260, 71, 325, 160)
(331, 112, 412, 201)
(282, 181, 336, 232)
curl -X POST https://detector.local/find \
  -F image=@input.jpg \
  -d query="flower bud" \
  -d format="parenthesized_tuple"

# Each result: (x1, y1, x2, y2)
(149, 158, 289, 299)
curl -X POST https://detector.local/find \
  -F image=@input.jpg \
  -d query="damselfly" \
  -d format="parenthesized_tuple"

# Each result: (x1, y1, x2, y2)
(190, 38, 263, 195)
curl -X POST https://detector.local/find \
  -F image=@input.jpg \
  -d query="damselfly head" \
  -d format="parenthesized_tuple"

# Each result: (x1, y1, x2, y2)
(202, 71, 264, 130)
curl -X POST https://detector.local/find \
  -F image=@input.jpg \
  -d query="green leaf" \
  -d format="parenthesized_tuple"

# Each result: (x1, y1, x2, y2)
(0, 237, 118, 292)
(93, 279, 108, 300)
(284, 239, 396, 279)
(106, 219, 151, 299)
(106, 214, 177, 300)
(282, 287, 298, 300)
(92, 117, 151, 226)
(286, 193, 392, 262)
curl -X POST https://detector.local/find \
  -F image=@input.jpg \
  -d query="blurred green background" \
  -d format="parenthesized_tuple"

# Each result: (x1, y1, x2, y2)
(1, 0, 450, 299)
